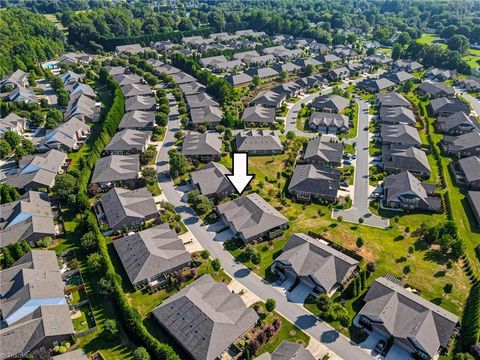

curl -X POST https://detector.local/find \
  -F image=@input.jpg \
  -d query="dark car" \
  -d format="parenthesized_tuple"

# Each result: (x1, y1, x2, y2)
(374, 339, 386, 355)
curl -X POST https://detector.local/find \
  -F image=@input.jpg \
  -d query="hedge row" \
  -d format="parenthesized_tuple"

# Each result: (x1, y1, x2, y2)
(461, 283, 480, 350)
(77, 72, 125, 191)
(82, 211, 180, 360)
(67, 69, 180, 358)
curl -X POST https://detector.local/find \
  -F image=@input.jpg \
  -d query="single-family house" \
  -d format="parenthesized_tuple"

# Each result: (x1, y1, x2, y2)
(104, 129, 151, 154)
(182, 131, 222, 161)
(190, 162, 234, 200)
(303, 137, 343, 167)
(288, 164, 340, 202)
(308, 112, 349, 134)
(241, 106, 276, 126)
(235, 130, 283, 155)
(91, 154, 140, 187)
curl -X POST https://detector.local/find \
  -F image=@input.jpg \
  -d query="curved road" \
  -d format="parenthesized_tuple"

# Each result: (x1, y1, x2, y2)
(156, 94, 373, 360)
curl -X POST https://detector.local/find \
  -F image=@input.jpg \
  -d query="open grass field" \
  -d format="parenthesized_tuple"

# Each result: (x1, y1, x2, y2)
(222, 147, 470, 316)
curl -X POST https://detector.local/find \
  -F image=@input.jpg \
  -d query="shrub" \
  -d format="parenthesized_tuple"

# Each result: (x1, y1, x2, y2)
(265, 298, 276, 312)
(212, 258, 221, 271)
(201, 249, 210, 259)
(36, 236, 53, 248)
(104, 319, 119, 340)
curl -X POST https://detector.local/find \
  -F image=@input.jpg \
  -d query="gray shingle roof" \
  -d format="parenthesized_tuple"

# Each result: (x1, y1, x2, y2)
(0, 250, 73, 357)
(437, 112, 477, 133)
(380, 106, 416, 125)
(154, 64, 181, 75)
(272, 81, 303, 96)
(152, 274, 259, 360)
(276, 233, 358, 293)
(105, 129, 151, 153)
(272, 62, 301, 73)
(3, 168, 56, 190)
(18, 149, 66, 175)
(304, 137, 343, 164)
(200, 55, 228, 67)
(182, 131, 222, 157)
(225, 73, 253, 86)
(359, 277, 458, 358)
(381, 124, 421, 147)
(121, 83, 152, 98)
(235, 130, 283, 152)
(417, 81, 455, 97)
(376, 92, 411, 108)
(65, 94, 97, 120)
(113, 224, 191, 286)
(309, 112, 349, 129)
(91, 154, 139, 184)
(250, 91, 286, 108)
(186, 93, 219, 109)
(0, 113, 27, 134)
(246, 67, 279, 79)
(233, 50, 260, 62)
(457, 155, 480, 183)
(383, 145, 431, 174)
(125, 95, 156, 112)
(383, 71, 414, 84)
(217, 193, 288, 241)
(190, 106, 223, 125)
(430, 97, 469, 115)
(288, 164, 340, 199)
(119, 110, 155, 130)
(311, 95, 349, 113)
(256, 340, 315, 360)
(112, 73, 142, 86)
(241, 106, 276, 124)
(383, 171, 440, 209)
(190, 162, 234, 197)
(171, 71, 197, 85)
(359, 77, 396, 91)
(97, 187, 157, 230)
(443, 131, 480, 153)
(179, 81, 206, 96)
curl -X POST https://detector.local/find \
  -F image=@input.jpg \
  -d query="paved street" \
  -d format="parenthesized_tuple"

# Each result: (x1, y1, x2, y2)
(284, 91, 327, 137)
(461, 92, 480, 117)
(156, 94, 374, 360)
(331, 99, 389, 228)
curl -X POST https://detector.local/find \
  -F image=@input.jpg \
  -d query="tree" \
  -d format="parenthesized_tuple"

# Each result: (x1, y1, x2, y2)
(243, 244, 256, 260)
(286, 131, 296, 140)
(45, 109, 63, 129)
(316, 293, 332, 312)
(356, 237, 364, 248)
(447, 34, 469, 54)
(454, 353, 475, 360)
(132, 347, 151, 360)
(36, 236, 53, 248)
(266, 298, 276, 312)
(169, 149, 189, 177)
(392, 44, 402, 61)
(0, 140, 11, 159)
(0, 183, 20, 204)
(4, 130, 21, 149)
(98, 276, 115, 295)
(80, 231, 98, 252)
(87, 252, 104, 273)
(251, 252, 261, 265)
(53, 174, 77, 201)
(104, 319, 119, 340)
(211, 258, 221, 271)
(16, 138, 35, 156)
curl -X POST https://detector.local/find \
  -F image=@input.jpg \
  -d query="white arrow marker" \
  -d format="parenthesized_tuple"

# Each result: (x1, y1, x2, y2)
(226, 152, 255, 195)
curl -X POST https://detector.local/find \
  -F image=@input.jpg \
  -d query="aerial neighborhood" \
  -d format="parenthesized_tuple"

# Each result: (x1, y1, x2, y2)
(1, 1, 480, 360)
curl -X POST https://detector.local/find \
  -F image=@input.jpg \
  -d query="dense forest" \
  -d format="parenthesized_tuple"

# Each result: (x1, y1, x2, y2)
(0, 7, 65, 77)
(0, 0, 479, 76)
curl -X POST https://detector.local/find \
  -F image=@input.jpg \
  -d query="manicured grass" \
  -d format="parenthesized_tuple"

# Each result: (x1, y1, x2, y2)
(147, 181, 162, 196)
(223, 153, 470, 316)
(71, 288, 88, 304)
(72, 304, 96, 332)
(252, 302, 310, 356)
(416, 33, 440, 45)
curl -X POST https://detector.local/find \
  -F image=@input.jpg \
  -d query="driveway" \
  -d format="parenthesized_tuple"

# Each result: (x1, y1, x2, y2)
(461, 91, 480, 117)
(37, 79, 58, 107)
(287, 282, 313, 304)
(360, 332, 411, 360)
(156, 88, 376, 360)
(332, 99, 389, 229)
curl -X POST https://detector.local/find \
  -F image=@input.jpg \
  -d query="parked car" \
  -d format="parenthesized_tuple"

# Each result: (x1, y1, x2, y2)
(343, 160, 352, 165)
(373, 339, 386, 355)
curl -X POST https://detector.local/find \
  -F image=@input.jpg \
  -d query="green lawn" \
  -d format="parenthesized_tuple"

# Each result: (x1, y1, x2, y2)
(222, 151, 470, 316)
(72, 304, 96, 332)
(416, 33, 441, 45)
